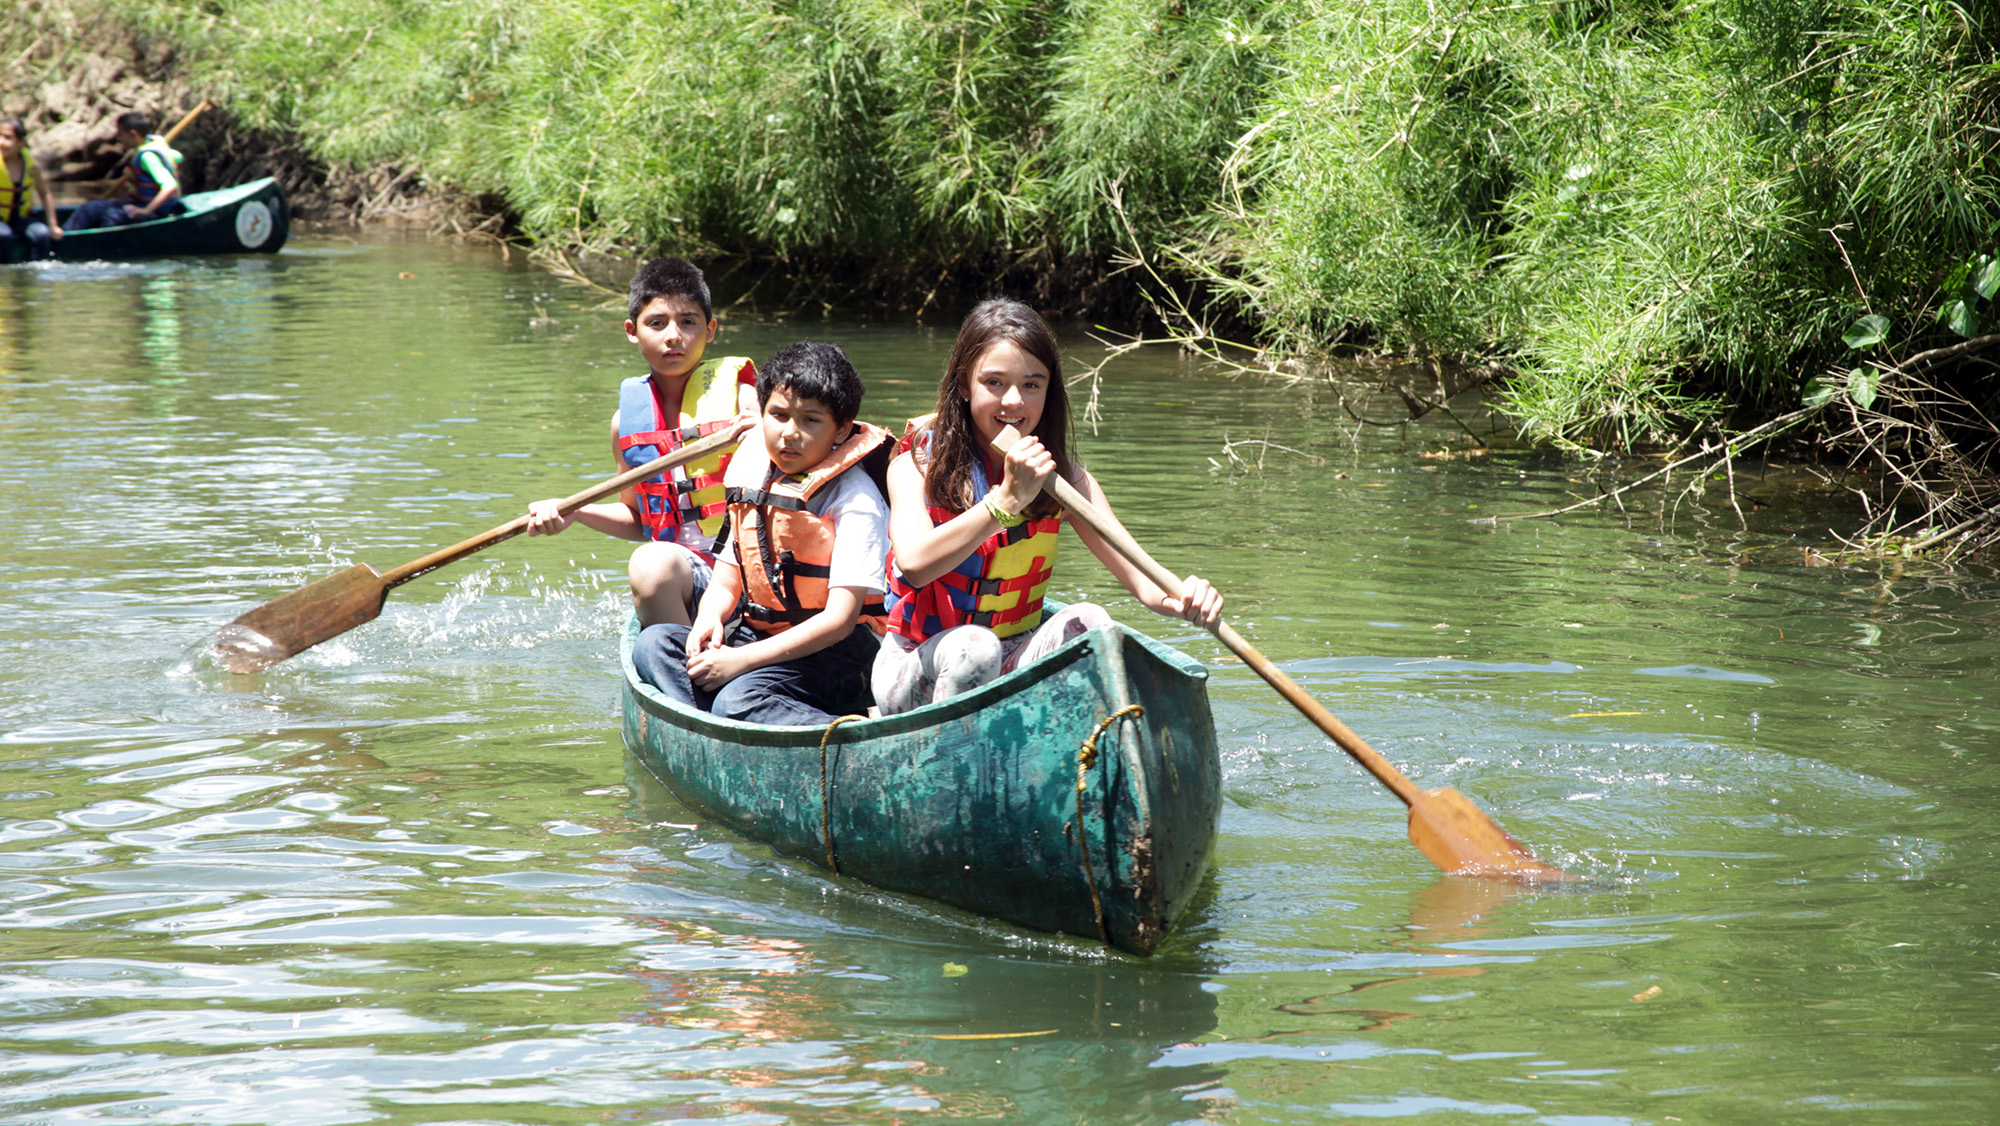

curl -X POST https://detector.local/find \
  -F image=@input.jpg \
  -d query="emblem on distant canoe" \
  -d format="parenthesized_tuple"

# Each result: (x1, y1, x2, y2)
(235, 200, 274, 248)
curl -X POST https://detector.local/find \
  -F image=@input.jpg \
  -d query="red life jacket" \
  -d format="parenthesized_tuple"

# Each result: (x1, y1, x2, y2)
(725, 421, 895, 637)
(882, 417, 1062, 643)
(615, 357, 754, 553)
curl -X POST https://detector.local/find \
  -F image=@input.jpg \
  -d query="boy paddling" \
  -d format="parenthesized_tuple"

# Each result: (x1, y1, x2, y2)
(527, 257, 759, 625)
(62, 111, 184, 231)
(632, 342, 894, 726)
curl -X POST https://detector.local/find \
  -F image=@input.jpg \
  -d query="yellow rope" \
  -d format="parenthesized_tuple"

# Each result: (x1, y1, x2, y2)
(1075, 705, 1145, 945)
(818, 713, 866, 874)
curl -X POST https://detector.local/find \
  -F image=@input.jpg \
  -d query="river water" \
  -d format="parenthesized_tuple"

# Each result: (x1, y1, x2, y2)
(2, 235, 1997, 1125)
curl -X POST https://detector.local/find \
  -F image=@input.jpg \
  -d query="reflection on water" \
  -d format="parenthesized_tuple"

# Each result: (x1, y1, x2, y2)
(3, 235, 2000, 1123)
(140, 271, 183, 385)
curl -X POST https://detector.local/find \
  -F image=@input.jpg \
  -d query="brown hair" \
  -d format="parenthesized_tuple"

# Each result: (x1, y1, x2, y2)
(922, 298, 1072, 519)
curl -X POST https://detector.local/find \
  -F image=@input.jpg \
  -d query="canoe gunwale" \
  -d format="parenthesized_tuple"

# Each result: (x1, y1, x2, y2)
(620, 617, 1132, 747)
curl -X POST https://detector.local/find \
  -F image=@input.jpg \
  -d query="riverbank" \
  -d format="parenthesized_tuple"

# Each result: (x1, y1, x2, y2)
(1, 1, 488, 231)
(9, 0, 1996, 557)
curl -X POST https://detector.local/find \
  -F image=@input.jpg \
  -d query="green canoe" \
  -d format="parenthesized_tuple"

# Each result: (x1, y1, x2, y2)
(619, 611, 1221, 956)
(12, 178, 289, 263)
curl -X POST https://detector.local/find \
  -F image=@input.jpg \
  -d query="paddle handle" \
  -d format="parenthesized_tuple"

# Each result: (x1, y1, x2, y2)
(162, 99, 213, 144)
(378, 424, 743, 588)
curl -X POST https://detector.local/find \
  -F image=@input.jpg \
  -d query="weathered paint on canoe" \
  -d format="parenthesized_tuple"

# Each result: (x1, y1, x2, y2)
(9, 178, 289, 263)
(619, 612, 1221, 956)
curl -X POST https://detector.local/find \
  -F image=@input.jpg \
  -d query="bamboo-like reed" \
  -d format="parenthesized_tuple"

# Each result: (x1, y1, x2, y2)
(19, 0, 1997, 458)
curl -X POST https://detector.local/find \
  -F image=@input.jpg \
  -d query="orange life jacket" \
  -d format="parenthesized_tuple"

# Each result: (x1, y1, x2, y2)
(725, 421, 895, 637)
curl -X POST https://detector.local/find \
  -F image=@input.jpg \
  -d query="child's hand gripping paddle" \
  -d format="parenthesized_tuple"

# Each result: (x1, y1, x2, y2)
(215, 426, 743, 673)
(992, 427, 1571, 880)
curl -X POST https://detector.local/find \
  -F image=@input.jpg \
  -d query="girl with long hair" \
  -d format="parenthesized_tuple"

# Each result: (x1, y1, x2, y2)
(874, 298, 1221, 714)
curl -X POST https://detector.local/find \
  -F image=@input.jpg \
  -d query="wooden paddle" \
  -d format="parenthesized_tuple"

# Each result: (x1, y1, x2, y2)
(216, 425, 744, 673)
(994, 429, 1571, 880)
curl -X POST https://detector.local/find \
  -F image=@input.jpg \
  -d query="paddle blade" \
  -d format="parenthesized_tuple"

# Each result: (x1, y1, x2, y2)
(1408, 787, 1573, 882)
(215, 563, 389, 673)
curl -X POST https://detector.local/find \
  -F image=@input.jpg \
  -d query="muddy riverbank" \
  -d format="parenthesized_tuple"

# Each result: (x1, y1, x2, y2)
(3, 2, 480, 230)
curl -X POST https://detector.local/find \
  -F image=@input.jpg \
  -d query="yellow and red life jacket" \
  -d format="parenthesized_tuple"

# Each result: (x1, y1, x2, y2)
(725, 420, 895, 637)
(616, 357, 754, 554)
(883, 416, 1063, 643)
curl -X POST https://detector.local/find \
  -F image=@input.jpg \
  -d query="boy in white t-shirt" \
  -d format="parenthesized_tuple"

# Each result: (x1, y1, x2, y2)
(631, 342, 894, 726)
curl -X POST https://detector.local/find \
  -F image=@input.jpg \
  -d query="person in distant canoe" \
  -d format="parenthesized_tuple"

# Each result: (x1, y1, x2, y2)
(632, 341, 895, 726)
(0, 117, 63, 259)
(874, 298, 1223, 715)
(62, 111, 185, 231)
(525, 257, 760, 626)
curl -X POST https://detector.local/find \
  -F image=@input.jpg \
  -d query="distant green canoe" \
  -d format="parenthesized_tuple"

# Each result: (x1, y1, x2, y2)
(11, 178, 289, 263)
(619, 611, 1221, 956)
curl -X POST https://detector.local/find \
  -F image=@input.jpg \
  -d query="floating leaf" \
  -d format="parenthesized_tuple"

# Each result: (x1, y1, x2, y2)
(1631, 985, 1663, 1002)
(1842, 314, 1889, 351)
(916, 1028, 1058, 1040)
(1561, 711, 1647, 718)
(942, 962, 968, 977)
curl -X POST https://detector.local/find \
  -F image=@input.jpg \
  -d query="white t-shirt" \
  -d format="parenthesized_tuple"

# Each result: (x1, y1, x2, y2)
(719, 467, 889, 593)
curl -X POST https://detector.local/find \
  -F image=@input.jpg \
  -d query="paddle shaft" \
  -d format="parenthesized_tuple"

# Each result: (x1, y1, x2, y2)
(991, 429, 1566, 879)
(161, 100, 213, 144)
(216, 424, 748, 671)
(378, 424, 742, 590)
(1034, 470, 1429, 807)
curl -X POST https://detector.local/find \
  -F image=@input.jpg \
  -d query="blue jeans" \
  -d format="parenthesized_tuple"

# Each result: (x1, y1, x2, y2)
(0, 220, 52, 260)
(62, 198, 183, 231)
(632, 621, 880, 727)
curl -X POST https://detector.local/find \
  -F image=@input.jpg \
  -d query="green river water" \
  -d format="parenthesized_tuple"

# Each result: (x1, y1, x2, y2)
(2, 235, 1997, 1125)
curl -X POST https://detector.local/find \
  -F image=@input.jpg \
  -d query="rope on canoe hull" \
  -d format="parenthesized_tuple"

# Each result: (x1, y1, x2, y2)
(1077, 704, 1145, 946)
(814, 704, 1145, 950)
(818, 713, 866, 875)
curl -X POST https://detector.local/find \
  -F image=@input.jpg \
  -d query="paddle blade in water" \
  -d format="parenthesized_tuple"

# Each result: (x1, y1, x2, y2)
(215, 563, 389, 673)
(1408, 787, 1573, 882)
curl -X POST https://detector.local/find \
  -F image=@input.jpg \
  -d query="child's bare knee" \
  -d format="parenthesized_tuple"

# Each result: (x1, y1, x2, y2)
(629, 542, 693, 591)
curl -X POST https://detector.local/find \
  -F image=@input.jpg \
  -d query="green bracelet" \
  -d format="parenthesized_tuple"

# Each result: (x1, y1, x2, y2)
(984, 496, 1026, 528)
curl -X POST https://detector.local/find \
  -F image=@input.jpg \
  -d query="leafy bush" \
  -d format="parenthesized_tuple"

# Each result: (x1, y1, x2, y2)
(116, 0, 1272, 261)
(1206, 0, 2000, 446)
(93, 0, 2000, 449)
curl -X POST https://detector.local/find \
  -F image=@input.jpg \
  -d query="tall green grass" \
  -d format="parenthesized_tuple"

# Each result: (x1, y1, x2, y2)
(115, 0, 1272, 259)
(92, 0, 2000, 446)
(1212, 0, 2000, 445)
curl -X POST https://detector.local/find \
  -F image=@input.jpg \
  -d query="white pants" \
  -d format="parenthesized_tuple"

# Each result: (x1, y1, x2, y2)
(872, 602, 1114, 715)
